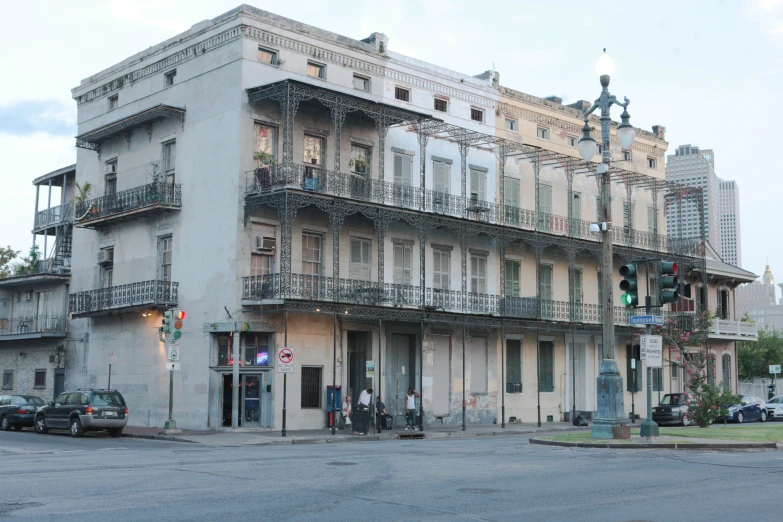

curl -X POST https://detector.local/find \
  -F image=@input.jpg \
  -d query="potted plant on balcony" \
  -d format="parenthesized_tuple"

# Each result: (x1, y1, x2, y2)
(303, 152, 321, 192)
(145, 161, 163, 205)
(254, 151, 276, 191)
(72, 181, 95, 220)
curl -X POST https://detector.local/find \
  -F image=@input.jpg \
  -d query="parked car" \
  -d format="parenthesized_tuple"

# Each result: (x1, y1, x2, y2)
(765, 395, 783, 421)
(0, 395, 45, 431)
(34, 389, 128, 437)
(652, 393, 691, 426)
(725, 395, 767, 423)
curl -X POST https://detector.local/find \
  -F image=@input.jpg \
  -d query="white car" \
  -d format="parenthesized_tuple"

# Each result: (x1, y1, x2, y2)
(766, 395, 783, 420)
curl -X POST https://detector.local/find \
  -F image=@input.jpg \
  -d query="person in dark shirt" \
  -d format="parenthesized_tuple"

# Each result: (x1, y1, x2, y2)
(375, 396, 387, 430)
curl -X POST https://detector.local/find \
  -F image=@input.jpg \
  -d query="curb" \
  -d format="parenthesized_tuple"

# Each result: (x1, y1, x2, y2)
(121, 426, 589, 446)
(529, 438, 779, 450)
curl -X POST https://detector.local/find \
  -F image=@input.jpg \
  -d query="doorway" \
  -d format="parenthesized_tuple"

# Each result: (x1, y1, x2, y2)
(568, 342, 590, 413)
(222, 373, 270, 427)
(347, 331, 372, 405)
(386, 333, 417, 426)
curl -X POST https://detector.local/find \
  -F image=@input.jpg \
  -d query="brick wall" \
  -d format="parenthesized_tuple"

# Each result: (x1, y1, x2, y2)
(0, 341, 63, 400)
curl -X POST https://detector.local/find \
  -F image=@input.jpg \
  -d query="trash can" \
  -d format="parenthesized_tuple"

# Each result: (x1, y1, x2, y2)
(352, 405, 371, 434)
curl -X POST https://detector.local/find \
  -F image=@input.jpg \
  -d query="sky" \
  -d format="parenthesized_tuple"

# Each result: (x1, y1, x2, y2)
(1, 0, 780, 289)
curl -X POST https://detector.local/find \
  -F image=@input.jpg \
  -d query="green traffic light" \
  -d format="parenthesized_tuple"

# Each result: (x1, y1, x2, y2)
(621, 293, 638, 307)
(173, 330, 182, 340)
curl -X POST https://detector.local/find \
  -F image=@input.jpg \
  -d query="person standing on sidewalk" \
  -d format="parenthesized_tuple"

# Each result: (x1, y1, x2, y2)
(405, 389, 420, 431)
(340, 395, 351, 430)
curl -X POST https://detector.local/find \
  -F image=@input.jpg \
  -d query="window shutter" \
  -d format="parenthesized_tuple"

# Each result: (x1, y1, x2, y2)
(393, 244, 403, 284)
(470, 170, 479, 200)
(350, 240, 362, 280)
(539, 185, 552, 214)
(571, 192, 581, 220)
(401, 155, 412, 185)
(573, 269, 582, 304)
(403, 245, 412, 284)
(433, 161, 448, 193)
(478, 257, 486, 293)
(479, 171, 487, 201)
(394, 154, 403, 184)
(505, 178, 520, 208)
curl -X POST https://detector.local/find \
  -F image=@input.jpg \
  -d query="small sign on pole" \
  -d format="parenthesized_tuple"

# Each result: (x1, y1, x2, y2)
(278, 347, 294, 373)
(641, 335, 663, 368)
(366, 360, 375, 378)
(770, 365, 781, 375)
(629, 315, 664, 327)
(165, 362, 181, 371)
(110, 352, 117, 365)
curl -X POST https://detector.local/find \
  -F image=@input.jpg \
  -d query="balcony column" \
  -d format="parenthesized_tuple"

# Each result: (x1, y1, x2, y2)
(534, 245, 543, 318)
(330, 208, 346, 302)
(624, 180, 634, 246)
(375, 114, 389, 203)
(330, 105, 347, 197)
(416, 124, 429, 211)
(566, 163, 574, 237)
(280, 83, 302, 167)
(459, 141, 469, 218)
(416, 221, 428, 308)
(499, 236, 506, 316)
(278, 197, 299, 298)
(375, 217, 389, 297)
(498, 144, 507, 226)
(533, 151, 541, 232)
(651, 187, 660, 251)
(567, 249, 576, 322)
(33, 184, 40, 250)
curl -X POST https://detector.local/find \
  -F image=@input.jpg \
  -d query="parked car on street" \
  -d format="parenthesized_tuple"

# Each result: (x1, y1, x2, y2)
(725, 395, 766, 423)
(765, 395, 783, 420)
(0, 395, 45, 431)
(652, 393, 691, 426)
(34, 389, 128, 437)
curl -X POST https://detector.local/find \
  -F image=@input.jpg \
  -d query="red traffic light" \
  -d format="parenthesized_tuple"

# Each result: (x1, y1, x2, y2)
(176, 310, 186, 320)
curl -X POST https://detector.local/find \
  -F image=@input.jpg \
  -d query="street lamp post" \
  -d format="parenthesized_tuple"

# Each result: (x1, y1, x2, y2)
(578, 49, 636, 439)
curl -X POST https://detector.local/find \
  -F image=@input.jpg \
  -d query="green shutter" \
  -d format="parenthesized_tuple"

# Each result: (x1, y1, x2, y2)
(538, 341, 554, 392)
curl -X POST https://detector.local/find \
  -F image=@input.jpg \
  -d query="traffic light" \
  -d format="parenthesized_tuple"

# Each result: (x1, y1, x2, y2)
(619, 263, 638, 307)
(659, 261, 680, 304)
(172, 309, 186, 341)
(161, 310, 173, 334)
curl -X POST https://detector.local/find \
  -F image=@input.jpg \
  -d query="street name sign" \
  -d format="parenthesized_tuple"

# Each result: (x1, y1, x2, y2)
(640, 335, 663, 368)
(771, 365, 781, 375)
(629, 315, 664, 327)
(278, 347, 294, 373)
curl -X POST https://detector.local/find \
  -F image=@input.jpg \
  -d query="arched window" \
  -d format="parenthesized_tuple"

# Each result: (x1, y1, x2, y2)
(722, 353, 731, 392)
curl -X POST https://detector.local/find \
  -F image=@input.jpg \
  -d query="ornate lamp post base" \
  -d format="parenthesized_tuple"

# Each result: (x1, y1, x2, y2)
(591, 359, 630, 439)
(639, 419, 659, 438)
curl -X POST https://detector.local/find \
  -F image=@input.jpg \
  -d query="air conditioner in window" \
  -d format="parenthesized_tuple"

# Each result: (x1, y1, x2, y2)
(255, 236, 276, 252)
(97, 248, 114, 265)
(24, 291, 33, 302)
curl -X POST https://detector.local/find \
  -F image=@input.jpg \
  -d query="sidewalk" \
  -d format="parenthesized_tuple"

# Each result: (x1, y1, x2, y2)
(123, 421, 586, 446)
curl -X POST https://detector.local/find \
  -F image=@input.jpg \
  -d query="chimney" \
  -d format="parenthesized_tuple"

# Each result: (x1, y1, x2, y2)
(473, 70, 500, 88)
(568, 100, 591, 112)
(544, 95, 563, 105)
(361, 32, 389, 53)
(652, 125, 666, 141)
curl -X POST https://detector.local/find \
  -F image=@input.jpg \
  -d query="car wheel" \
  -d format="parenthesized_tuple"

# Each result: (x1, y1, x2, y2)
(0, 415, 9, 431)
(35, 416, 49, 434)
(681, 415, 690, 427)
(110, 428, 123, 438)
(70, 417, 84, 438)
(760, 410, 767, 422)
(737, 412, 744, 424)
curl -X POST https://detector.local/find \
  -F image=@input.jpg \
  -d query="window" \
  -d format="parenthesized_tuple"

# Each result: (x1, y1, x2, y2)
(159, 236, 172, 281)
(104, 160, 117, 196)
(539, 264, 552, 301)
(395, 86, 410, 102)
(567, 136, 577, 148)
(536, 127, 550, 140)
(469, 169, 486, 203)
(538, 341, 554, 392)
(623, 201, 634, 232)
(622, 150, 632, 161)
(108, 95, 118, 110)
(597, 144, 603, 155)
(349, 238, 371, 281)
(505, 118, 517, 132)
(470, 107, 484, 122)
(648, 157, 657, 169)
(652, 367, 663, 392)
(393, 243, 412, 285)
(506, 339, 522, 393)
(302, 233, 322, 275)
(647, 207, 657, 235)
(505, 177, 520, 226)
(718, 289, 729, 319)
(303, 134, 324, 167)
(307, 61, 325, 79)
(101, 266, 113, 289)
(34, 369, 46, 388)
(707, 354, 715, 386)
(251, 224, 275, 277)
(254, 123, 277, 167)
(1, 371, 12, 390)
(217, 336, 230, 366)
(504, 259, 521, 297)
(471, 338, 487, 393)
(434, 98, 448, 112)
(164, 69, 176, 87)
(163, 141, 176, 186)
(393, 152, 413, 188)
(538, 183, 552, 231)
(301, 367, 322, 408)
(353, 74, 370, 91)
(722, 353, 731, 392)
(470, 254, 487, 294)
(433, 249, 450, 290)
(350, 144, 371, 175)
(258, 47, 278, 65)
(244, 334, 270, 366)
(626, 344, 642, 392)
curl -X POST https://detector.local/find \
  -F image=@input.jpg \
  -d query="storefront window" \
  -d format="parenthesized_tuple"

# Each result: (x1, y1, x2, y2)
(244, 334, 270, 366)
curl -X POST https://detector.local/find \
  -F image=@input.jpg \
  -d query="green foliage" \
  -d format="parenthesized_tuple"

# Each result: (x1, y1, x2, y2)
(0, 246, 20, 278)
(738, 328, 783, 380)
(12, 245, 40, 276)
(72, 181, 93, 203)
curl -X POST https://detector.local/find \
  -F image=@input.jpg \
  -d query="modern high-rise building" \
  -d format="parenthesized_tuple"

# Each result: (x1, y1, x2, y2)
(719, 179, 741, 267)
(665, 144, 721, 253)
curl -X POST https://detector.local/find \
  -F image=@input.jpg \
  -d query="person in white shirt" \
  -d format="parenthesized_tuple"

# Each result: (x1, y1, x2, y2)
(357, 388, 373, 408)
(340, 395, 351, 430)
(405, 389, 420, 430)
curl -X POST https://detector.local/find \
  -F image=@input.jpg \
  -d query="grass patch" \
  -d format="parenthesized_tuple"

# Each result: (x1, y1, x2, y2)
(539, 432, 695, 444)
(657, 423, 783, 443)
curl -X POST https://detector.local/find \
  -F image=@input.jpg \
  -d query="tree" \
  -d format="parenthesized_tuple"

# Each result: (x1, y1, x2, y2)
(0, 246, 19, 278)
(12, 245, 40, 276)
(738, 328, 783, 380)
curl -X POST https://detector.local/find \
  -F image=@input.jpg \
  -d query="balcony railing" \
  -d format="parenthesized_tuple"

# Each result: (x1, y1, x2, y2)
(0, 316, 67, 337)
(74, 182, 181, 227)
(246, 163, 703, 258)
(713, 319, 758, 339)
(34, 203, 74, 230)
(69, 280, 178, 316)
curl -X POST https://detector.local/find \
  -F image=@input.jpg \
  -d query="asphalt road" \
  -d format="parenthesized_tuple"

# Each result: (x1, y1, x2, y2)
(1, 429, 782, 521)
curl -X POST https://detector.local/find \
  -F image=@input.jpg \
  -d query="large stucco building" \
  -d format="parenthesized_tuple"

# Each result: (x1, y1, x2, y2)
(718, 179, 741, 267)
(2, 5, 756, 431)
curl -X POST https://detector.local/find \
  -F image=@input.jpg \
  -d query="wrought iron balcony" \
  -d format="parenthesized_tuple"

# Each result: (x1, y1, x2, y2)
(0, 315, 68, 340)
(74, 182, 181, 229)
(245, 162, 702, 258)
(69, 280, 178, 317)
(34, 203, 73, 231)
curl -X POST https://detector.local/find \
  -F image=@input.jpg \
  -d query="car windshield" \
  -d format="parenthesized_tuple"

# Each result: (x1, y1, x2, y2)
(660, 394, 685, 405)
(90, 392, 125, 407)
(767, 396, 782, 404)
(11, 396, 44, 406)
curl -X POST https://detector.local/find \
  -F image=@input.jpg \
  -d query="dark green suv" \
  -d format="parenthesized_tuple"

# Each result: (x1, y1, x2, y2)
(34, 389, 128, 438)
